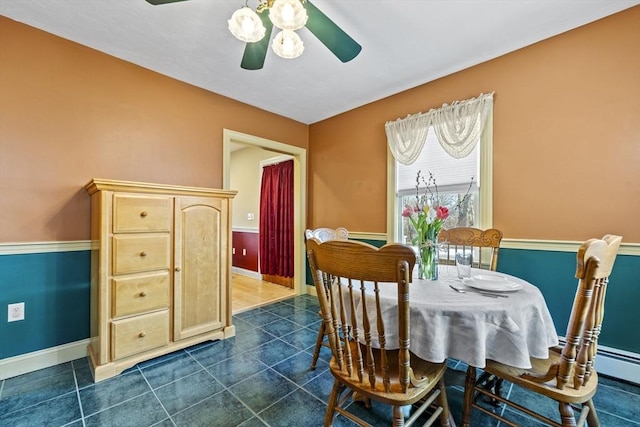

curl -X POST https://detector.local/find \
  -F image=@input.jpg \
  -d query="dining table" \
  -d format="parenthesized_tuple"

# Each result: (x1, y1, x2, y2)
(341, 264, 559, 370)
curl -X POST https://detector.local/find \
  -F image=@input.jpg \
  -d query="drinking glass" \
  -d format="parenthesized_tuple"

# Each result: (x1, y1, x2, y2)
(455, 252, 472, 279)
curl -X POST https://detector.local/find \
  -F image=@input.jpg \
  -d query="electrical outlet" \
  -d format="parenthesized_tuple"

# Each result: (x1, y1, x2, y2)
(8, 302, 25, 322)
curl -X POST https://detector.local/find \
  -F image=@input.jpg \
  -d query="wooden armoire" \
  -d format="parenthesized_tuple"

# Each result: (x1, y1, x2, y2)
(84, 179, 237, 381)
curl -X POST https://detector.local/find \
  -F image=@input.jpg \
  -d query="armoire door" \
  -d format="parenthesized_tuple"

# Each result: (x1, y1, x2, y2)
(173, 196, 227, 341)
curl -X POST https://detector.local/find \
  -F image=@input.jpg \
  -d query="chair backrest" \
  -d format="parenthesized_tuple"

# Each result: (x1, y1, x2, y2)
(306, 238, 417, 393)
(438, 227, 503, 270)
(556, 234, 622, 390)
(305, 227, 349, 243)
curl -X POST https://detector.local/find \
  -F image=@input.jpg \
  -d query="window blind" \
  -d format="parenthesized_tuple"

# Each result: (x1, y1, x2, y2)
(396, 127, 479, 196)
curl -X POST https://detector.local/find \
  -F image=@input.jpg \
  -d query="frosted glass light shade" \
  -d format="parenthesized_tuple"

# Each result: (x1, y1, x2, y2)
(228, 7, 266, 43)
(269, 0, 308, 30)
(272, 30, 304, 59)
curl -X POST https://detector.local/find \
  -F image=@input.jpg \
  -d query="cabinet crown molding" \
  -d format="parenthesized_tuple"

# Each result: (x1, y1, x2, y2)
(85, 178, 238, 198)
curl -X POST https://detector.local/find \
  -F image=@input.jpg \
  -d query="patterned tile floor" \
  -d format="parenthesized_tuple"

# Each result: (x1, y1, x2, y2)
(1, 295, 638, 426)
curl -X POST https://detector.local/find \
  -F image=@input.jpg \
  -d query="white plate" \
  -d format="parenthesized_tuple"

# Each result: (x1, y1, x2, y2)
(462, 275, 523, 292)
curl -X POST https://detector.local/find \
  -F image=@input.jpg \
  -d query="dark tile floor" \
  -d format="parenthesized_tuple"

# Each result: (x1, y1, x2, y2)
(1, 295, 638, 426)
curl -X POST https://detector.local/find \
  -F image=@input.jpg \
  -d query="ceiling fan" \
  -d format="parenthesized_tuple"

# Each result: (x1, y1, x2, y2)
(145, 0, 362, 70)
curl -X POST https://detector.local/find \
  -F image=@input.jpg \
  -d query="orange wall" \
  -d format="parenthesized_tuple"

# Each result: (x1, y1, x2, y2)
(309, 7, 640, 243)
(2, 8, 639, 244)
(0, 16, 308, 243)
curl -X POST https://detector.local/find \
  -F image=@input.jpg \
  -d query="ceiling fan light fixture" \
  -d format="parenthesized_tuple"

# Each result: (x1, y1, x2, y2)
(269, 0, 308, 31)
(272, 29, 304, 59)
(228, 6, 266, 43)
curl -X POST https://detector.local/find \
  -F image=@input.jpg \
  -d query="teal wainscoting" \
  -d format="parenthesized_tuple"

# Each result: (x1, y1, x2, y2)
(498, 248, 639, 354)
(6, 242, 633, 362)
(0, 251, 91, 359)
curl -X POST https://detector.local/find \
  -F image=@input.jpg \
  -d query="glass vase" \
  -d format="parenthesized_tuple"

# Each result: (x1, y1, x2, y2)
(418, 237, 439, 280)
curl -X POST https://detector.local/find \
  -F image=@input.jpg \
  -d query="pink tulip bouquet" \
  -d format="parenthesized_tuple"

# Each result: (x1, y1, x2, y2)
(402, 170, 472, 279)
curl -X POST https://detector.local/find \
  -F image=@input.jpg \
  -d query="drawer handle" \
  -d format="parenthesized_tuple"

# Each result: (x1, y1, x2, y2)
(139, 291, 147, 297)
(138, 332, 146, 338)
(140, 251, 147, 257)
(140, 211, 148, 217)
(175, 267, 181, 272)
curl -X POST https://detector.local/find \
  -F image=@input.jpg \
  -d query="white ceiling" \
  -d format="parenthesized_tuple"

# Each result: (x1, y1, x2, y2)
(1, 0, 637, 124)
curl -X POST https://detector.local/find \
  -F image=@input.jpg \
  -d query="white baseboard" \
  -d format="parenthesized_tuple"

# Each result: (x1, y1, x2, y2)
(306, 284, 317, 296)
(0, 339, 89, 380)
(231, 266, 261, 280)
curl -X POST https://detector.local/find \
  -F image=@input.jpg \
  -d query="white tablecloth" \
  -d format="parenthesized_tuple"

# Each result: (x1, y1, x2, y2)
(340, 265, 559, 369)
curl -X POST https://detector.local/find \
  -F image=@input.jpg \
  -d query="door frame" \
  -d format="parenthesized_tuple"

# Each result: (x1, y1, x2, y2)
(222, 129, 307, 295)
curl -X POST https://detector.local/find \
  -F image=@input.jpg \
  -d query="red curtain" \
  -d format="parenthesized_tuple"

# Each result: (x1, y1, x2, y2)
(259, 160, 294, 278)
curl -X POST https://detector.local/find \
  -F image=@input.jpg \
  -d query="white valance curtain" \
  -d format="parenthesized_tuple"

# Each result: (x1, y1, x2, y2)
(385, 92, 494, 165)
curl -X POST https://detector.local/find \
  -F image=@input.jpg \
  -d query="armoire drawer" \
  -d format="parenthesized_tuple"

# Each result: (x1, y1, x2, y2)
(113, 195, 171, 233)
(112, 272, 170, 318)
(111, 310, 169, 360)
(112, 235, 170, 275)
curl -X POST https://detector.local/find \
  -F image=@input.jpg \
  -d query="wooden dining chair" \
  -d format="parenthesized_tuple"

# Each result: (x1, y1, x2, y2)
(305, 227, 349, 243)
(439, 227, 505, 400)
(305, 227, 349, 369)
(462, 234, 623, 427)
(438, 227, 503, 270)
(306, 238, 453, 427)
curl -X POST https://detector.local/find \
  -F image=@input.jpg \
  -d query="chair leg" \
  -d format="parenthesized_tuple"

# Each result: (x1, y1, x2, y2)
(476, 372, 503, 407)
(584, 399, 600, 427)
(310, 321, 326, 370)
(437, 379, 453, 427)
(461, 366, 476, 427)
(392, 405, 405, 427)
(495, 378, 504, 401)
(324, 380, 342, 427)
(559, 401, 578, 427)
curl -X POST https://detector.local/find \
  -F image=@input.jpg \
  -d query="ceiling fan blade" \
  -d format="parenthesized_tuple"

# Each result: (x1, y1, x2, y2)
(240, 12, 274, 70)
(304, 1, 361, 63)
(145, 0, 190, 4)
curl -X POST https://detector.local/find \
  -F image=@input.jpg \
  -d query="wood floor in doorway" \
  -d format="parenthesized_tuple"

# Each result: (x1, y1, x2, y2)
(232, 273, 297, 314)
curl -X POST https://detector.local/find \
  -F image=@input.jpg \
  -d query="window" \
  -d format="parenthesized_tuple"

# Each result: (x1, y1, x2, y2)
(386, 112, 493, 243)
(396, 128, 479, 244)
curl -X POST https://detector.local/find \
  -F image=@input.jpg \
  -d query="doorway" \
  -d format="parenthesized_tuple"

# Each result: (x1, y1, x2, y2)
(222, 129, 307, 308)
